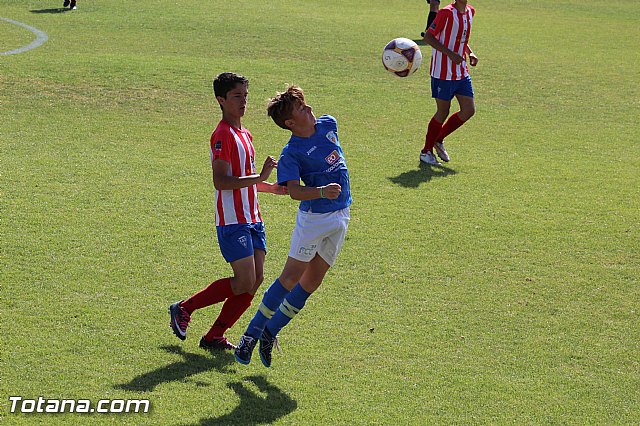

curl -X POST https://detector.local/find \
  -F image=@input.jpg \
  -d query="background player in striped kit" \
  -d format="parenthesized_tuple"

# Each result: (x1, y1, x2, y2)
(234, 85, 352, 367)
(420, 0, 478, 165)
(168, 72, 287, 351)
(420, 0, 440, 38)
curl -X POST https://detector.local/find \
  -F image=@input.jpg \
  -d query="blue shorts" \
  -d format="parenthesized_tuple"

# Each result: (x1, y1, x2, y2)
(431, 76, 474, 101)
(216, 222, 267, 263)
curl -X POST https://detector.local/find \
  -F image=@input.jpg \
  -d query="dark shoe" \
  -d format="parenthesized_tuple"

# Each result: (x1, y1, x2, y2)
(63, 0, 70, 6)
(168, 301, 191, 341)
(258, 327, 280, 368)
(199, 336, 236, 351)
(69, 0, 76, 9)
(234, 334, 257, 365)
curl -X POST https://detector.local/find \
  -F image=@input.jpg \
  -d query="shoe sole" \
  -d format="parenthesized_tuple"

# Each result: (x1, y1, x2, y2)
(420, 158, 441, 166)
(434, 145, 450, 162)
(258, 330, 275, 368)
(201, 345, 236, 351)
(168, 304, 186, 341)
(200, 338, 236, 351)
(234, 354, 251, 365)
(258, 350, 271, 368)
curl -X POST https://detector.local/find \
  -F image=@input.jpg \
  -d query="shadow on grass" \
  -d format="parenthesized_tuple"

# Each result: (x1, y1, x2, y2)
(30, 8, 69, 13)
(412, 38, 427, 46)
(388, 162, 456, 188)
(115, 345, 235, 392)
(29, 7, 71, 13)
(189, 375, 297, 426)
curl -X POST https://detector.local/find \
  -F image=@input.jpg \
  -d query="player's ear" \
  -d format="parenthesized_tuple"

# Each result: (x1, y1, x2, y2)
(216, 95, 226, 109)
(284, 118, 295, 130)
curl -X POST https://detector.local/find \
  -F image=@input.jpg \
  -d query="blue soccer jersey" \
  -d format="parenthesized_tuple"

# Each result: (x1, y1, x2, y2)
(277, 114, 352, 213)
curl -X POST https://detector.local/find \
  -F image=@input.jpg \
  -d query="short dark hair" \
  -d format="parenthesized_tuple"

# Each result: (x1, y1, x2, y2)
(266, 85, 305, 130)
(213, 72, 249, 99)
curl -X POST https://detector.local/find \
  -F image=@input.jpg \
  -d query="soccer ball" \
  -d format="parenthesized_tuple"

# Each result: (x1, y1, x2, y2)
(382, 38, 423, 77)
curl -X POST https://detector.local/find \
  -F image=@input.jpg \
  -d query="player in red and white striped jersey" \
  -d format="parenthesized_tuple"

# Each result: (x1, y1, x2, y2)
(169, 73, 287, 351)
(420, 0, 479, 165)
(211, 120, 263, 227)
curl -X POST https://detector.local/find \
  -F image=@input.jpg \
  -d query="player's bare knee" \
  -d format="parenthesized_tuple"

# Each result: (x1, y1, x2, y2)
(278, 273, 298, 289)
(460, 106, 475, 121)
(466, 106, 476, 118)
(233, 274, 256, 294)
(435, 110, 450, 123)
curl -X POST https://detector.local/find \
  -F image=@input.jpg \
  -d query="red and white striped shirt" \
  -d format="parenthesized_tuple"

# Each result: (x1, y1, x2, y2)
(210, 120, 262, 226)
(428, 3, 475, 81)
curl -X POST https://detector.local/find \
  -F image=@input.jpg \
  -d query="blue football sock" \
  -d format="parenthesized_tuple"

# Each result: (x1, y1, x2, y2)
(246, 279, 289, 339)
(266, 283, 311, 336)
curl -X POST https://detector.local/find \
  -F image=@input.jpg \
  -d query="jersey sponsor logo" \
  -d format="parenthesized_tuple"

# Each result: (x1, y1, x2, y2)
(306, 146, 317, 155)
(325, 150, 339, 165)
(214, 140, 222, 152)
(237, 235, 248, 248)
(324, 160, 344, 174)
(326, 131, 338, 144)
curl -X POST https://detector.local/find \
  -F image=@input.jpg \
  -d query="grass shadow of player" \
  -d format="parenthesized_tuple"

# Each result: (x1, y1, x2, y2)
(188, 375, 297, 426)
(388, 162, 456, 188)
(30, 8, 69, 13)
(114, 345, 236, 392)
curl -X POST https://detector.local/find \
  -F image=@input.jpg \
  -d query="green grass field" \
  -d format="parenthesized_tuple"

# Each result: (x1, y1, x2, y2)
(1, 0, 639, 424)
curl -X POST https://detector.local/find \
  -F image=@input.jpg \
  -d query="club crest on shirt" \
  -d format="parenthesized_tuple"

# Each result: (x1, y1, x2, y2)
(326, 131, 338, 144)
(237, 235, 248, 248)
(325, 150, 339, 165)
(214, 140, 222, 152)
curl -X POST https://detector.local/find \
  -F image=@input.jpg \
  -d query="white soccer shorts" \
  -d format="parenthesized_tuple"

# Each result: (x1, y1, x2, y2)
(288, 207, 350, 266)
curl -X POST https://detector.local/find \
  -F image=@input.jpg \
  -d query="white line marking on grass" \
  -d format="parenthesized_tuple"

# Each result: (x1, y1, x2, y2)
(0, 17, 48, 55)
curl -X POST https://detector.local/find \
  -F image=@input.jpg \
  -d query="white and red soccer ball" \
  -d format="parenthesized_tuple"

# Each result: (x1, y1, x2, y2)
(382, 38, 423, 77)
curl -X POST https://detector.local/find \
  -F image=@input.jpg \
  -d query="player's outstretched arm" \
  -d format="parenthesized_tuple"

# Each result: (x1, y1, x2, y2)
(257, 182, 288, 195)
(287, 180, 341, 201)
(212, 156, 277, 190)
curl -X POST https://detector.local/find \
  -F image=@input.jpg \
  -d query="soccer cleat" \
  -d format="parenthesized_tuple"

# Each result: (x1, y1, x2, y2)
(69, 0, 76, 9)
(234, 334, 257, 365)
(434, 142, 450, 162)
(258, 328, 280, 368)
(199, 336, 236, 351)
(168, 301, 191, 341)
(63, 0, 70, 6)
(419, 151, 441, 165)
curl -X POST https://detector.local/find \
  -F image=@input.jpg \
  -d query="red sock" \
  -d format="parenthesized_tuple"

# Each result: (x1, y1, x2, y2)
(181, 277, 233, 314)
(422, 117, 443, 153)
(436, 112, 465, 142)
(205, 292, 254, 340)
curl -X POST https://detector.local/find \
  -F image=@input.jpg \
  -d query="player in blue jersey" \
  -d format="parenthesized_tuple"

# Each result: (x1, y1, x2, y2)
(234, 85, 352, 367)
